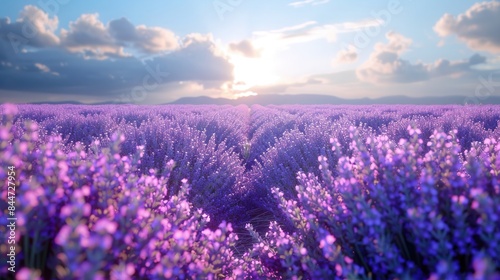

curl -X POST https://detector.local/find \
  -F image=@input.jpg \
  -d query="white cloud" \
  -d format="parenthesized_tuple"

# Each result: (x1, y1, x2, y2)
(335, 45, 358, 64)
(0, 6, 234, 100)
(34, 63, 50, 72)
(1, 6, 179, 56)
(60, 14, 179, 58)
(357, 32, 486, 84)
(34, 62, 59, 76)
(0, 5, 59, 48)
(60, 13, 123, 58)
(289, 0, 330, 8)
(252, 19, 384, 51)
(434, 1, 500, 54)
(229, 39, 261, 58)
(109, 17, 179, 53)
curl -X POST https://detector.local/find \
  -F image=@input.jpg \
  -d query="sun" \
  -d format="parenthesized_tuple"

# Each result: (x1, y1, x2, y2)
(230, 55, 278, 93)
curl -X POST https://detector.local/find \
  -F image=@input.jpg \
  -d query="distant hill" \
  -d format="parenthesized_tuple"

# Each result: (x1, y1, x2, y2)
(27, 101, 128, 105)
(30, 100, 87, 105)
(170, 94, 500, 105)
(21, 94, 500, 105)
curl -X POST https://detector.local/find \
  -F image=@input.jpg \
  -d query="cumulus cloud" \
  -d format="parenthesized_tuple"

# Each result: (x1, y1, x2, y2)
(434, 1, 500, 53)
(149, 33, 233, 88)
(0, 6, 180, 59)
(0, 5, 59, 49)
(335, 45, 358, 63)
(0, 35, 232, 99)
(0, 48, 145, 95)
(229, 40, 261, 58)
(60, 13, 124, 58)
(108, 17, 179, 53)
(182, 33, 215, 47)
(0, 7, 233, 101)
(107, 17, 136, 41)
(60, 14, 179, 58)
(430, 54, 486, 77)
(357, 32, 486, 84)
(0, 15, 233, 100)
(289, 0, 330, 7)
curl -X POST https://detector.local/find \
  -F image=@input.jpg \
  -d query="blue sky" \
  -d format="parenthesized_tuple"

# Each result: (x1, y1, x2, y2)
(0, 0, 499, 103)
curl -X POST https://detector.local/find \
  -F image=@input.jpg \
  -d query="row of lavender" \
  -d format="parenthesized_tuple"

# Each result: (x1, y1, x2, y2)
(1, 104, 499, 279)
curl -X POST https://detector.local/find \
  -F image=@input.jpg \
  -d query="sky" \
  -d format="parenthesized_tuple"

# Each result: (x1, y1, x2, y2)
(0, 0, 499, 104)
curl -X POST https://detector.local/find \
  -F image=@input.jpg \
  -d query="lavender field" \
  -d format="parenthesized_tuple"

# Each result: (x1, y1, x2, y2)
(1, 104, 500, 279)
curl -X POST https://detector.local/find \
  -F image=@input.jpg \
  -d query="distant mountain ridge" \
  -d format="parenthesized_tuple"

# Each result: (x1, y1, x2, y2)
(20, 94, 500, 105)
(169, 94, 500, 105)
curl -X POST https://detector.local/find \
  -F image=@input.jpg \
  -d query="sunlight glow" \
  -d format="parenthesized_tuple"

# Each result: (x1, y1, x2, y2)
(230, 55, 279, 92)
(235, 91, 258, 98)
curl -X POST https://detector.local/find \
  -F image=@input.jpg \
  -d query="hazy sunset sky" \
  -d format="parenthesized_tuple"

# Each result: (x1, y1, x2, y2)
(0, 0, 499, 103)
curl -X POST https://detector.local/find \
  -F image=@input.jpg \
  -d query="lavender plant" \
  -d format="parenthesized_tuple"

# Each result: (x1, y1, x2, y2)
(1, 104, 500, 279)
